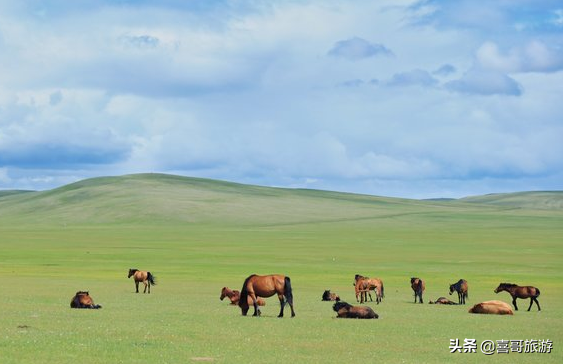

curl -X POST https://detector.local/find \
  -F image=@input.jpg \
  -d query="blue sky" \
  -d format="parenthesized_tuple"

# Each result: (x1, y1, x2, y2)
(0, 0, 562, 198)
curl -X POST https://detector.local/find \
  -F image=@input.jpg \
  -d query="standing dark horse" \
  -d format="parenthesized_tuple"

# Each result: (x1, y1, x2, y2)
(449, 279, 469, 304)
(494, 283, 541, 311)
(128, 268, 157, 294)
(239, 274, 295, 317)
(411, 277, 425, 303)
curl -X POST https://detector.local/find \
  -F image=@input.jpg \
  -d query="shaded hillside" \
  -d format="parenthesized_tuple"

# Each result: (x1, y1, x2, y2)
(461, 191, 563, 210)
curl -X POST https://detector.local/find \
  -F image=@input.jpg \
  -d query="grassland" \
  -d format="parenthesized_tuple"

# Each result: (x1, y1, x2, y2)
(0, 173, 561, 363)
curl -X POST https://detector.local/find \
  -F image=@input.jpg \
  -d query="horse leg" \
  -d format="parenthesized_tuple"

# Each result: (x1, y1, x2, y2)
(135, 281, 139, 293)
(143, 281, 148, 293)
(534, 297, 541, 311)
(277, 293, 285, 318)
(250, 294, 260, 316)
(512, 297, 518, 311)
(147, 282, 151, 294)
(419, 292, 423, 304)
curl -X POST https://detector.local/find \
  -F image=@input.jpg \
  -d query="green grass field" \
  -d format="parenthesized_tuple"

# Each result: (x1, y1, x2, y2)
(0, 174, 561, 363)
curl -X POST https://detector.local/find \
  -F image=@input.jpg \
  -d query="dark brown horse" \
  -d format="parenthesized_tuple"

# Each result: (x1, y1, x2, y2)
(449, 279, 468, 304)
(468, 300, 513, 315)
(70, 291, 102, 309)
(333, 301, 378, 319)
(322, 290, 340, 301)
(239, 274, 295, 317)
(220, 286, 266, 306)
(128, 268, 156, 294)
(411, 277, 425, 303)
(429, 297, 458, 305)
(494, 283, 541, 311)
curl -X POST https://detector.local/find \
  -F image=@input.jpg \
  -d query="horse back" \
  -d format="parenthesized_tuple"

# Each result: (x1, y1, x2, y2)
(248, 274, 286, 298)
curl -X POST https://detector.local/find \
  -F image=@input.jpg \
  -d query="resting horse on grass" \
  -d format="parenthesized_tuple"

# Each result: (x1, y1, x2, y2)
(220, 286, 266, 306)
(322, 290, 340, 301)
(494, 283, 541, 311)
(333, 301, 378, 319)
(429, 297, 458, 305)
(449, 279, 468, 304)
(468, 300, 513, 315)
(128, 268, 157, 294)
(238, 274, 295, 317)
(70, 291, 102, 309)
(411, 277, 425, 303)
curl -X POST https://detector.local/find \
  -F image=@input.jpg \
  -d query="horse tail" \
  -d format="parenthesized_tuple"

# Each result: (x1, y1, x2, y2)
(239, 274, 255, 308)
(284, 276, 294, 304)
(147, 272, 157, 286)
(381, 282, 385, 298)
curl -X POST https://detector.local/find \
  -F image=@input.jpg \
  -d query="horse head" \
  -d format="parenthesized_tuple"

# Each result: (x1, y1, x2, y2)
(128, 268, 138, 278)
(449, 284, 455, 295)
(494, 283, 513, 293)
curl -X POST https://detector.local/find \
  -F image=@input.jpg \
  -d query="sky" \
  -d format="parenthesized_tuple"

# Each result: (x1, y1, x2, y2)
(0, 0, 562, 199)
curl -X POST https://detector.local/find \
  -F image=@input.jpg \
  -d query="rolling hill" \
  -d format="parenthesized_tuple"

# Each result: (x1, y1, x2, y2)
(0, 173, 561, 226)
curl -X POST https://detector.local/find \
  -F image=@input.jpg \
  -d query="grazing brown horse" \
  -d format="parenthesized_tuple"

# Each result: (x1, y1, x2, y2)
(468, 300, 514, 315)
(354, 274, 384, 304)
(449, 279, 468, 304)
(333, 301, 379, 319)
(128, 268, 156, 294)
(494, 283, 541, 311)
(322, 290, 340, 301)
(429, 297, 458, 305)
(239, 274, 295, 317)
(70, 291, 102, 309)
(411, 277, 425, 303)
(220, 286, 266, 306)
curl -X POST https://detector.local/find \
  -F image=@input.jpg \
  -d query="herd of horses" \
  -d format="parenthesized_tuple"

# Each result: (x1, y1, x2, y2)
(70, 269, 542, 319)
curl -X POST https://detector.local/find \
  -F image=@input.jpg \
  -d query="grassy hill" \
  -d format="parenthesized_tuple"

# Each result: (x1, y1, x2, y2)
(2, 173, 560, 227)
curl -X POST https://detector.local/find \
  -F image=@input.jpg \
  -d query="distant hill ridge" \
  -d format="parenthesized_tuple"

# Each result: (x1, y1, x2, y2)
(0, 173, 561, 226)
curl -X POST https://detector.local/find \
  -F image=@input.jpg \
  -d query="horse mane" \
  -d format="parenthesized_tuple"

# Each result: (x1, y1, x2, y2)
(333, 301, 353, 312)
(238, 274, 257, 308)
(500, 283, 517, 287)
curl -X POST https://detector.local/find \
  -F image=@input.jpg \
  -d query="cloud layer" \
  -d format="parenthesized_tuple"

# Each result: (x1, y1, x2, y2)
(0, 0, 562, 198)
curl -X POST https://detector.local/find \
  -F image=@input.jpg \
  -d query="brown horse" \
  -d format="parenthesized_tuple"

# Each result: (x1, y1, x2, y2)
(333, 301, 379, 319)
(354, 274, 384, 304)
(239, 274, 295, 317)
(494, 283, 541, 311)
(128, 268, 156, 294)
(429, 297, 458, 305)
(468, 300, 514, 315)
(322, 290, 341, 301)
(411, 277, 425, 303)
(70, 291, 102, 309)
(449, 279, 468, 304)
(220, 286, 266, 306)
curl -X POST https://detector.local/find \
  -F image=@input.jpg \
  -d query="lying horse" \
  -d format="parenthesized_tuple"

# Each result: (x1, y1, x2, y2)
(239, 274, 295, 317)
(411, 277, 425, 303)
(220, 286, 266, 306)
(322, 290, 340, 301)
(429, 297, 458, 305)
(494, 283, 541, 311)
(128, 268, 156, 294)
(449, 279, 468, 304)
(70, 291, 102, 309)
(468, 300, 514, 315)
(333, 301, 378, 319)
